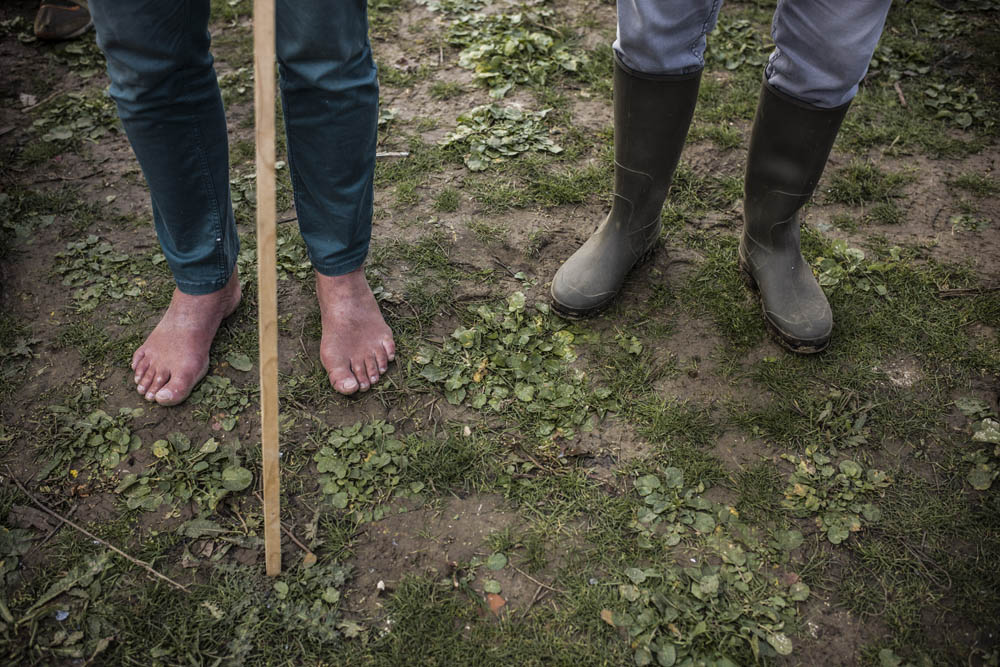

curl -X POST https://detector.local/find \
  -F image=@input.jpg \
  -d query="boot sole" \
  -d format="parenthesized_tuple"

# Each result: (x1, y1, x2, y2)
(738, 258, 830, 355)
(551, 243, 659, 319)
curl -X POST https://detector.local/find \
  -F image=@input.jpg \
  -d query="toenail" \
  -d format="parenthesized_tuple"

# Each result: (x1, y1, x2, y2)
(137, 385, 146, 393)
(145, 392, 154, 400)
(156, 389, 173, 401)
(370, 375, 377, 383)
(379, 366, 386, 373)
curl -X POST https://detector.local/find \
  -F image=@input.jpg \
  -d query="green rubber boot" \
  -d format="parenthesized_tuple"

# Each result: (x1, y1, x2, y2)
(550, 57, 700, 317)
(740, 83, 850, 353)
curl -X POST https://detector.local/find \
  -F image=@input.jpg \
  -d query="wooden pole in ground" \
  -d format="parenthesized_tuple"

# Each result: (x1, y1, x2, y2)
(253, 0, 281, 577)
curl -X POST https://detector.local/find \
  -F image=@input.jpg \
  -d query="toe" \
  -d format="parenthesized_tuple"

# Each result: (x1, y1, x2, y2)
(155, 373, 194, 406)
(352, 359, 370, 392)
(136, 364, 157, 395)
(375, 345, 389, 374)
(133, 356, 151, 387)
(328, 364, 360, 395)
(364, 354, 380, 387)
(131, 348, 146, 372)
(146, 371, 170, 401)
(381, 337, 396, 362)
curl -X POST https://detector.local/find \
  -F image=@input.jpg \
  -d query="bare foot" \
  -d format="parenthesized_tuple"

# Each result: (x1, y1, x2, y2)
(317, 267, 396, 395)
(131, 271, 241, 406)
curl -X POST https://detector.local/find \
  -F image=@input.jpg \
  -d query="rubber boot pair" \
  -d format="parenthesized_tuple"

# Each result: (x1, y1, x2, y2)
(551, 62, 848, 353)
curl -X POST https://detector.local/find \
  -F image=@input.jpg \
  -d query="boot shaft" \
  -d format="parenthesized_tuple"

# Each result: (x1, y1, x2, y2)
(610, 56, 701, 236)
(744, 82, 850, 231)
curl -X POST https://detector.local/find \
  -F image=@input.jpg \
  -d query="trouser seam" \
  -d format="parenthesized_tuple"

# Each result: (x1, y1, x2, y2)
(688, 0, 721, 70)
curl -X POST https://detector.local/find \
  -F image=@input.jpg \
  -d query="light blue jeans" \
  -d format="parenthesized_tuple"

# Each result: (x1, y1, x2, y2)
(89, 0, 377, 295)
(614, 0, 892, 108)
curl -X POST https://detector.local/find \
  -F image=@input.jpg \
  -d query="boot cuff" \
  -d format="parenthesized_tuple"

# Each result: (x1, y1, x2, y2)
(614, 51, 702, 83)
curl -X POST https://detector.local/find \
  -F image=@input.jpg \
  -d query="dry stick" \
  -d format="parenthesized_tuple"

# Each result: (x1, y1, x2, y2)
(511, 565, 567, 594)
(939, 285, 1000, 298)
(253, 0, 281, 577)
(4, 467, 190, 593)
(894, 81, 908, 108)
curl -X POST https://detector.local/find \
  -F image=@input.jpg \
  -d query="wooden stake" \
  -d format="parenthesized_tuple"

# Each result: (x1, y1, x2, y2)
(253, 0, 281, 577)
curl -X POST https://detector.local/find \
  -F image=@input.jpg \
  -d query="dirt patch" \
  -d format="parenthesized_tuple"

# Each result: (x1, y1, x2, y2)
(346, 494, 520, 614)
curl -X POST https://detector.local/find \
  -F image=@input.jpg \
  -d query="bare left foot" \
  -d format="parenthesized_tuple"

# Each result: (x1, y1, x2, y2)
(317, 267, 395, 395)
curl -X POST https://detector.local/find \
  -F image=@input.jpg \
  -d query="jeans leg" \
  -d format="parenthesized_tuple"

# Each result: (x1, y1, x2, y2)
(89, 0, 237, 295)
(613, 0, 722, 75)
(276, 0, 377, 277)
(767, 0, 892, 108)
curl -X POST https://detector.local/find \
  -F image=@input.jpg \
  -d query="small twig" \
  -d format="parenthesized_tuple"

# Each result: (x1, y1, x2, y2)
(894, 81, 908, 108)
(511, 565, 566, 594)
(939, 285, 1000, 298)
(5, 466, 190, 593)
(36, 169, 105, 183)
(492, 257, 519, 278)
(23, 90, 61, 112)
(525, 584, 546, 613)
(376, 151, 409, 158)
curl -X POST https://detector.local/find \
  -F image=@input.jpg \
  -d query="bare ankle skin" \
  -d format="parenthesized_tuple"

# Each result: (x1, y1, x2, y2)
(131, 270, 241, 406)
(316, 267, 395, 395)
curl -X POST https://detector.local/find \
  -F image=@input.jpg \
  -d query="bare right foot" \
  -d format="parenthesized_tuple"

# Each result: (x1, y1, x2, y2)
(131, 271, 241, 406)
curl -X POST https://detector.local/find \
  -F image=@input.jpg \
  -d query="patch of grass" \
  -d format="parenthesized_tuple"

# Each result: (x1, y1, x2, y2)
(368, 0, 405, 34)
(402, 430, 504, 494)
(826, 160, 910, 206)
(688, 121, 744, 150)
(0, 186, 105, 258)
(465, 218, 508, 245)
(866, 201, 903, 225)
(429, 80, 465, 100)
(673, 235, 764, 351)
(733, 461, 783, 523)
(840, 84, 988, 157)
(577, 44, 614, 100)
(830, 469, 1000, 661)
(948, 171, 999, 197)
(55, 320, 114, 364)
(377, 61, 431, 87)
(0, 315, 35, 403)
(337, 574, 629, 665)
(693, 71, 760, 126)
(469, 156, 608, 213)
(375, 135, 446, 191)
(432, 187, 460, 212)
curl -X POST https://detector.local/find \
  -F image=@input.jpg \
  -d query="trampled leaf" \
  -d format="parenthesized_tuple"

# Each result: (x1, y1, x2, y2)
(226, 352, 253, 372)
(967, 464, 995, 490)
(634, 475, 661, 496)
(625, 567, 646, 585)
(955, 397, 990, 417)
(221, 466, 253, 491)
(789, 582, 811, 601)
(972, 418, 1000, 445)
(767, 632, 793, 656)
(486, 553, 508, 570)
(774, 529, 804, 552)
